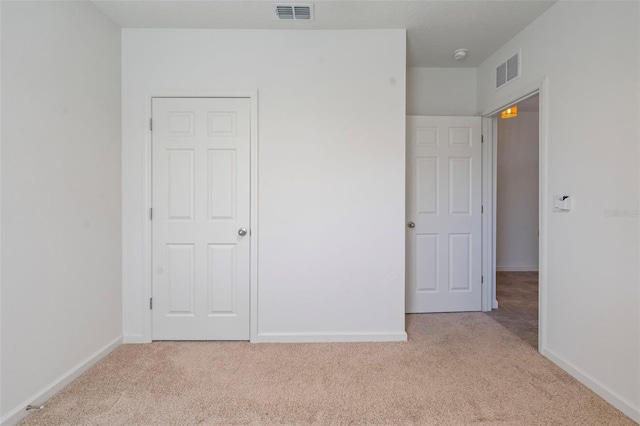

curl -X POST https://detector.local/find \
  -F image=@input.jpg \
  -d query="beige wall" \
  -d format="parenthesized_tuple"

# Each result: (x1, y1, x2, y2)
(496, 111, 539, 271)
(1, 2, 122, 422)
(477, 2, 639, 420)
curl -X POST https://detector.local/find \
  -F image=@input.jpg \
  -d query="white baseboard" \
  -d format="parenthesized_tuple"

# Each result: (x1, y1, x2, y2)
(541, 347, 639, 423)
(1, 336, 122, 426)
(492, 299, 499, 309)
(123, 334, 148, 344)
(252, 331, 408, 343)
(496, 266, 539, 272)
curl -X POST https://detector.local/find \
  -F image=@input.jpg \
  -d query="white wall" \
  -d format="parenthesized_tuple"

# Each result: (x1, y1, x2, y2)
(477, 2, 639, 421)
(496, 111, 539, 271)
(1, 2, 122, 423)
(407, 67, 476, 116)
(122, 30, 407, 342)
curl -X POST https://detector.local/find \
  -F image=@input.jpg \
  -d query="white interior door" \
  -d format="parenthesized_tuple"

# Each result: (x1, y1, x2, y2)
(406, 116, 482, 312)
(152, 97, 250, 340)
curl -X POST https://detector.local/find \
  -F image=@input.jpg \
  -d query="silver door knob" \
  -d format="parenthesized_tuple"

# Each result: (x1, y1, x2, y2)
(407, 221, 415, 228)
(238, 228, 248, 236)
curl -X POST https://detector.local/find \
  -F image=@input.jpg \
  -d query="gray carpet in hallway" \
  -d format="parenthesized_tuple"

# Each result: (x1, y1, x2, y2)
(19, 313, 633, 425)
(486, 271, 539, 349)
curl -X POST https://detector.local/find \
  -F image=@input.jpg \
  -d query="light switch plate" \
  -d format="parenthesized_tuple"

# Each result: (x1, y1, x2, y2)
(553, 195, 571, 212)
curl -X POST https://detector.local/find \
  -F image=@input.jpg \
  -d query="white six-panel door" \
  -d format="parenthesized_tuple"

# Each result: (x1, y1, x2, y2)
(406, 116, 482, 313)
(152, 98, 250, 340)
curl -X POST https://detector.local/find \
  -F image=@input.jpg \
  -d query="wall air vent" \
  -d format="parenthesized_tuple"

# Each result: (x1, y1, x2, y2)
(496, 51, 520, 89)
(496, 62, 507, 88)
(274, 4, 314, 20)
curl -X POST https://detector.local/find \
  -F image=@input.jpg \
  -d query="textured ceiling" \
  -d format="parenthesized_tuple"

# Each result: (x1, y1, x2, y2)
(92, 0, 555, 68)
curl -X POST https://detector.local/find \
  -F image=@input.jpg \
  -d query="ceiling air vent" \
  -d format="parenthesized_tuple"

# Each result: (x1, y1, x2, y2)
(496, 51, 520, 89)
(274, 4, 314, 20)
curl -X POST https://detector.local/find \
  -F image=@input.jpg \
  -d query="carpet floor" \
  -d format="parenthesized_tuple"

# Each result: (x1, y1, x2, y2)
(19, 313, 634, 425)
(486, 272, 539, 349)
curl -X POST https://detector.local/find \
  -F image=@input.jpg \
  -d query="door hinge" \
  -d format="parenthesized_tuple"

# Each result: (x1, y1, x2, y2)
(481, 275, 484, 284)
(150, 297, 153, 310)
(481, 205, 484, 214)
(481, 135, 484, 143)
(149, 208, 153, 220)
(149, 118, 153, 131)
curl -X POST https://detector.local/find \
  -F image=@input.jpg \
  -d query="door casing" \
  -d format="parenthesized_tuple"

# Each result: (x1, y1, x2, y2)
(480, 78, 548, 353)
(141, 89, 258, 343)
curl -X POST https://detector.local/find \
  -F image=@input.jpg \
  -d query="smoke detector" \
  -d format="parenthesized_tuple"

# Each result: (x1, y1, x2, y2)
(453, 49, 468, 61)
(274, 4, 314, 20)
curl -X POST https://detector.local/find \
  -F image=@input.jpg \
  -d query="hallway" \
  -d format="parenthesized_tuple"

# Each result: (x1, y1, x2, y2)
(485, 271, 539, 349)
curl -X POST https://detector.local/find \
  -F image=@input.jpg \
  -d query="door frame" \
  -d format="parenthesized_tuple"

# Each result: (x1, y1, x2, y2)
(141, 89, 259, 343)
(480, 78, 548, 352)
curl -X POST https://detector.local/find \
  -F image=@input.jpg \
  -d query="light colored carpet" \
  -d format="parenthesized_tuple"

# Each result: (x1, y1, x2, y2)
(20, 313, 634, 425)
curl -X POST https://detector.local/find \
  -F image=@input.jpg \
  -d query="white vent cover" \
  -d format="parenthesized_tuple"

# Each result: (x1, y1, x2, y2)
(496, 62, 507, 88)
(274, 4, 314, 20)
(496, 51, 520, 89)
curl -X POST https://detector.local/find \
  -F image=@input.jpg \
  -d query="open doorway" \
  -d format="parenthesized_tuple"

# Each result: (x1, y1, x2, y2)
(485, 94, 540, 349)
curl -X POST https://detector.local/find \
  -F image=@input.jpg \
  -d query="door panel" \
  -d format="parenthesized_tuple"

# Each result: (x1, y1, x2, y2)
(152, 97, 251, 340)
(208, 150, 236, 219)
(207, 244, 237, 315)
(449, 157, 471, 214)
(416, 234, 438, 292)
(406, 116, 482, 313)
(416, 157, 438, 214)
(167, 244, 195, 315)
(167, 150, 194, 220)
